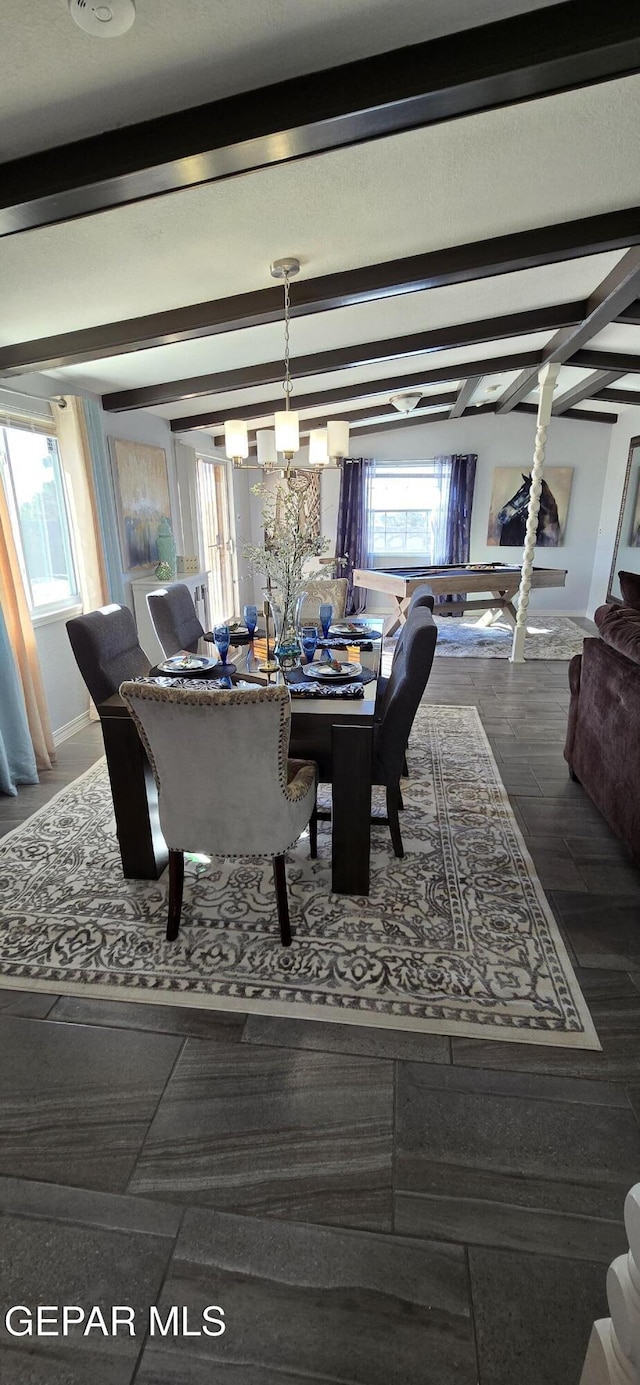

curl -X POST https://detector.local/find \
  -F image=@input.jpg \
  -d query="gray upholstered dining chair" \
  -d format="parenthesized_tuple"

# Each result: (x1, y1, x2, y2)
(67, 604, 151, 705)
(119, 681, 318, 946)
(292, 606, 438, 857)
(296, 578, 349, 626)
(373, 605, 438, 857)
(383, 584, 436, 777)
(392, 583, 435, 666)
(147, 583, 215, 657)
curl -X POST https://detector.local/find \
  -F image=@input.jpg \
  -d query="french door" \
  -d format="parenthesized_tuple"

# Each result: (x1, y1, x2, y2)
(196, 457, 236, 623)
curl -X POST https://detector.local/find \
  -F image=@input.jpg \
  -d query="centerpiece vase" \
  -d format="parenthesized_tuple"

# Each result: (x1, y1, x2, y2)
(294, 589, 309, 634)
(264, 587, 300, 670)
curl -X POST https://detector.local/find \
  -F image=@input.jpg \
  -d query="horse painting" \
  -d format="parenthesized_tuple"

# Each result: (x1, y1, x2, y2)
(497, 473, 561, 547)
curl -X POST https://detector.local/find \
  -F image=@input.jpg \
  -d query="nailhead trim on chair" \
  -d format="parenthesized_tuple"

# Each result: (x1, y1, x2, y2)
(120, 681, 317, 826)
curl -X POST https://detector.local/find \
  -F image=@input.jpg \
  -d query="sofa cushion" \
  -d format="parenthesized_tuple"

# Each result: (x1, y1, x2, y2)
(619, 570, 640, 611)
(595, 602, 640, 665)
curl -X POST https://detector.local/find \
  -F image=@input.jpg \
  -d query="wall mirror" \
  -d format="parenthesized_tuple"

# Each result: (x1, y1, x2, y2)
(608, 435, 640, 601)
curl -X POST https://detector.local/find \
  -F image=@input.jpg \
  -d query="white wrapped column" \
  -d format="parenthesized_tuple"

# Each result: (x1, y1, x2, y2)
(510, 361, 561, 663)
(581, 1184, 640, 1384)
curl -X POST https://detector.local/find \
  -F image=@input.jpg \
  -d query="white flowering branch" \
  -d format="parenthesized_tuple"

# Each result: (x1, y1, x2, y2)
(244, 480, 330, 616)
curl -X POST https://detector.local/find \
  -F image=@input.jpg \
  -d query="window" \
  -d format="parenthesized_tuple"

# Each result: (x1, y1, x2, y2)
(0, 422, 80, 615)
(368, 461, 450, 560)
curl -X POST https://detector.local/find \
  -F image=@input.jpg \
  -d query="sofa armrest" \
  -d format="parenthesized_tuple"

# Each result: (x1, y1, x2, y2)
(568, 652, 581, 696)
(564, 653, 582, 765)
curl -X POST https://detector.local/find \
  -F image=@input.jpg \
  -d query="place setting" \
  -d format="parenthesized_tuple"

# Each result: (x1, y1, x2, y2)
(281, 620, 373, 698)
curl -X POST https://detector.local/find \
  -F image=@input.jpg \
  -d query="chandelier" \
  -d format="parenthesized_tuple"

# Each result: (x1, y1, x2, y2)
(224, 258, 350, 473)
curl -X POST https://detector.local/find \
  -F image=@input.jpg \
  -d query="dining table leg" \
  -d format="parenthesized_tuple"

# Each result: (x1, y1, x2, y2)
(331, 723, 373, 894)
(100, 713, 168, 881)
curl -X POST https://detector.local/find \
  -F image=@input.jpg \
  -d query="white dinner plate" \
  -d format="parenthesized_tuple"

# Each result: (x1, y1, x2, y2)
(157, 654, 218, 674)
(302, 661, 363, 681)
(329, 622, 365, 635)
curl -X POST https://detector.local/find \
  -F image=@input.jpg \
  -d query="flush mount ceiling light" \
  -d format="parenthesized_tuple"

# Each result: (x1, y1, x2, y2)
(390, 392, 423, 414)
(225, 260, 349, 472)
(69, 0, 136, 37)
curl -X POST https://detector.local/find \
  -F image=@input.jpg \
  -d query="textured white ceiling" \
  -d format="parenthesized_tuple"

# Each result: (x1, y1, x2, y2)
(0, 0, 562, 159)
(0, 77, 638, 352)
(585, 323, 640, 355)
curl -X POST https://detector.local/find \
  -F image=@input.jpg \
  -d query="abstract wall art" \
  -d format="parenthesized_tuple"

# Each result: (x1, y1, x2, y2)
(109, 437, 172, 571)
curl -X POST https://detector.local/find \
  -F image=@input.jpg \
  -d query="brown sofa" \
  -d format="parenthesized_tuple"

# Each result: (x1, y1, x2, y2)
(564, 602, 640, 864)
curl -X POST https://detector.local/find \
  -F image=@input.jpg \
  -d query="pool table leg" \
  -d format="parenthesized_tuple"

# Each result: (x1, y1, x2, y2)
(475, 589, 518, 628)
(385, 595, 410, 638)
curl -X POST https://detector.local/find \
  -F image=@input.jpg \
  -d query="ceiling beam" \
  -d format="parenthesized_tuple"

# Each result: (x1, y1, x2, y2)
(1, 209, 639, 379)
(348, 408, 481, 437)
(513, 402, 618, 424)
(2, 0, 639, 238)
(593, 385, 640, 403)
(616, 300, 640, 325)
(571, 348, 640, 372)
(169, 351, 543, 432)
(496, 247, 640, 411)
(552, 368, 624, 414)
(213, 392, 460, 437)
(102, 302, 582, 413)
(449, 377, 481, 418)
(349, 399, 618, 437)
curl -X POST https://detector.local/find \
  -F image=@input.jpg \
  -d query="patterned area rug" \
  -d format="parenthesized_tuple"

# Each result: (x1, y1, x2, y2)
(429, 614, 586, 659)
(0, 706, 598, 1049)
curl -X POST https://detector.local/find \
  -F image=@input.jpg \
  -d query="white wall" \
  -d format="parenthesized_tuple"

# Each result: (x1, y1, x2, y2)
(34, 615, 89, 739)
(588, 406, 640, 616)
(304, 410, 611, 615)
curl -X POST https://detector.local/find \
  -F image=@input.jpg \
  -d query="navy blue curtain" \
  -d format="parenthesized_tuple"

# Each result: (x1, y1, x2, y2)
(335, 458, 371, 614)
(442, 454, 477, 563)
(437, 454, 477, 611)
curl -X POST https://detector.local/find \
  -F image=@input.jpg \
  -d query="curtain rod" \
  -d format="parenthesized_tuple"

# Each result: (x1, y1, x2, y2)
(0, 385, 63, 406)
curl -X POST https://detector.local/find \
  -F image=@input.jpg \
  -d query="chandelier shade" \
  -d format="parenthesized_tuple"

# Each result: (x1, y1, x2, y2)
(256, 429, 277, 467)
(326, 419, 350, 459)
(274, 410, 299, 456)
(224, 419, 248, 460)
(308, 428, 329, 466)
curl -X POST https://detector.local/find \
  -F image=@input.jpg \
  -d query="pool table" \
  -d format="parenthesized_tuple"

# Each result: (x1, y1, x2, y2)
(352, 563, 567, 634)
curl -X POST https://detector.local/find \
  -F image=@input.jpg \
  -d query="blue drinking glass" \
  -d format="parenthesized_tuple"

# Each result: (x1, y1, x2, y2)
(319, 602, 333, 639)
(300, 625, 318, 663)
(243, 603, 258, 639)
(214, 624, 231, 666)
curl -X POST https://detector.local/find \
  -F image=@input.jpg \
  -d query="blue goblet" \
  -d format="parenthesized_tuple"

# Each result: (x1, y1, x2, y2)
(300, 625, 318, 664)
(214, 624, 231, 667)
(243, 603, 258, 639)
(319, 602, 333, 639)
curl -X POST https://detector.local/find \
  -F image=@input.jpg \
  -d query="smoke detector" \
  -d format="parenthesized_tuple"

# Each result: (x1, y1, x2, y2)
(390, 392, 423, 414)
(69, 0, 136, 38)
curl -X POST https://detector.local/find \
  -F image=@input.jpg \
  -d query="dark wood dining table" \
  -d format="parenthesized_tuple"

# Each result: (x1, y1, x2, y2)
(96, 620, 385, 897)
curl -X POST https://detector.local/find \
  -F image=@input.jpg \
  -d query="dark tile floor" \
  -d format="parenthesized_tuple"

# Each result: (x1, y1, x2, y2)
(1, 653, 640, 1384)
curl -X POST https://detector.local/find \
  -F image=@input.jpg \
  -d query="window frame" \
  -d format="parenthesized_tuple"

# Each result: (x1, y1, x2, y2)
(0, 419, 82, 622)
(367, 460, 447, 563)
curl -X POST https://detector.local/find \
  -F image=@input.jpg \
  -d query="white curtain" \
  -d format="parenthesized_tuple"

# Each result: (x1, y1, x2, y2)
(429, 457, 452, 565)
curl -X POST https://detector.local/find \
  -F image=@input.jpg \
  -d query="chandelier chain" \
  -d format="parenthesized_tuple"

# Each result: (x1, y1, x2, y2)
(282, 274, 293, 410)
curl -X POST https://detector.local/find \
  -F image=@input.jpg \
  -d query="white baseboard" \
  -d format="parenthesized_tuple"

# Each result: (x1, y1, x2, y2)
(53, 711, 91, 746)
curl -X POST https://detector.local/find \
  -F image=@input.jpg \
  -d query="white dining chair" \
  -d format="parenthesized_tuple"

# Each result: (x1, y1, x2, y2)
(119, 681, 317, 945)
(296, 578, 349, 626)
